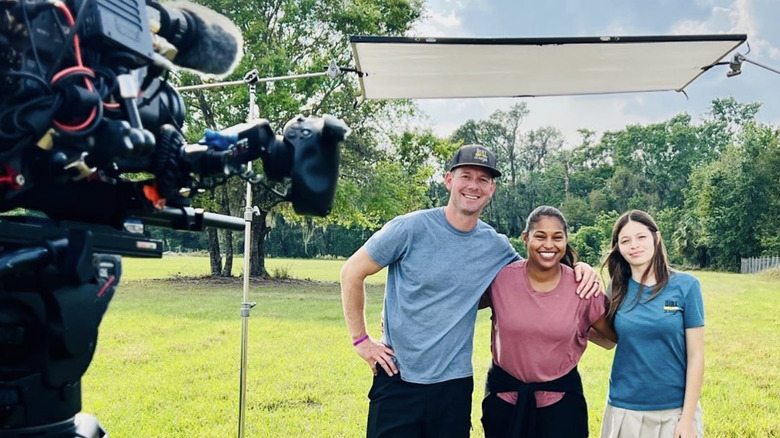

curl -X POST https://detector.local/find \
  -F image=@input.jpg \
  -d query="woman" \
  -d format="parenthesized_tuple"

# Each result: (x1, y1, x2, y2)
(600, 210, 704, 438)
(481, 206, 615, 438)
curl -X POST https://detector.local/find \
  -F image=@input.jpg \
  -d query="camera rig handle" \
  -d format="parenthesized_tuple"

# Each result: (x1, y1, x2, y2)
(132, 206, 244, 232)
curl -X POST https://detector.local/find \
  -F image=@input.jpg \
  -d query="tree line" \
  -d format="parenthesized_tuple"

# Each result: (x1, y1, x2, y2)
(153, 0, 779, 274)
(155, 95, 780, 273)
(451, 98, 780, 272)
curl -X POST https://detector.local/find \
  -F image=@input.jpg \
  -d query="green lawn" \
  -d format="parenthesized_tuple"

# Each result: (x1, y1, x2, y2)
(119, 255, 386, 284)
(79, 257, 780, 437)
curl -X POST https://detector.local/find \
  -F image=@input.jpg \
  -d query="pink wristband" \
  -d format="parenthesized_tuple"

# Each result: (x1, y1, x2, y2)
(352, 334, 369, 346)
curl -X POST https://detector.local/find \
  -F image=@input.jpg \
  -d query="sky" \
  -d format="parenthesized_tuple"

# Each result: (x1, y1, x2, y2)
(407, 0, 780, 146)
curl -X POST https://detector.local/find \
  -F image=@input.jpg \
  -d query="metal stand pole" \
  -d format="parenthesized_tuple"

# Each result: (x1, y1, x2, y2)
(736, 53, 780, 75)
(174, 63, 346, 437)
(238, 83, 259, 438)
(175, 61, 345, 93)
(727, 53, 780, 77)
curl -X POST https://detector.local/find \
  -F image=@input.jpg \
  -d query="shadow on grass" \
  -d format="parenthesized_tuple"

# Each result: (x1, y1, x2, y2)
(253, 396, 322, 412)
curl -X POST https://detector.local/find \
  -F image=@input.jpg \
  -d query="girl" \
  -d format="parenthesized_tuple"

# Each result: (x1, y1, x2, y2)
(600, 210, 705, 438)
(481, 206, 615, 438)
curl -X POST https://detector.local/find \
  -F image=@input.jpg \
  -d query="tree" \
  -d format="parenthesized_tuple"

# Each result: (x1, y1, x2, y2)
(178, 0, 425, 277)
(670, 210, 707, 268)
(450, 104, 567, 236)
(559, 196, 594, 231)
(451, 103, 529, 186)
(686, 122, 780, 270)
(520, 126, 564, 174)
(568, 210, 619, 267)
(688, 145, 754, 270)
(280, 127, 453, 262)
(597, 115, 702, 211)
(706, 96, 761, 140)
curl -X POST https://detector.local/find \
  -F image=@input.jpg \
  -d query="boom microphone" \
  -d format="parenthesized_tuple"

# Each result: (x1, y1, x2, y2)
(147, 1, 244, 76)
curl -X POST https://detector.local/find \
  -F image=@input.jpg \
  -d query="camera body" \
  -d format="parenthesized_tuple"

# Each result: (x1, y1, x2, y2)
(0, 0, 347, 226)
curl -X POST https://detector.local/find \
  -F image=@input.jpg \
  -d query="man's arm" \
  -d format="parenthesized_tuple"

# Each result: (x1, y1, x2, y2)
(340, 246, 398, 376)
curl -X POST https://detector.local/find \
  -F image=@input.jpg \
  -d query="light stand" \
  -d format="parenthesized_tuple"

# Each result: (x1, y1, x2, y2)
(238, 74, 259, 438)
(175, 62, 346, 438)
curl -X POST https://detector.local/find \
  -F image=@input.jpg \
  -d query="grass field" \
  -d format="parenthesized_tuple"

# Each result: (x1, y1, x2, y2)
(119, 255, 386, 284)
(79, 257, 780, 437)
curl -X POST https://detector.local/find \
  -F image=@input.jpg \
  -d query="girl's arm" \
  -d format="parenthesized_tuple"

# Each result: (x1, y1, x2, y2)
(675, 326, 704, 438)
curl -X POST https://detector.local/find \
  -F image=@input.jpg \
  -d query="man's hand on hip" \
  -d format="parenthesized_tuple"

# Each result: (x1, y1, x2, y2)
(355, 337, 397, 376)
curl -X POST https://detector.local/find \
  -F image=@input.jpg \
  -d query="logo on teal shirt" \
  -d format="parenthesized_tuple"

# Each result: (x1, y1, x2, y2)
(663, 299, 683, 313)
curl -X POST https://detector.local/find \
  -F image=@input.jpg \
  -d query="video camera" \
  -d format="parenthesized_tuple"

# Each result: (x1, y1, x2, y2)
(0, 0, 348, 435)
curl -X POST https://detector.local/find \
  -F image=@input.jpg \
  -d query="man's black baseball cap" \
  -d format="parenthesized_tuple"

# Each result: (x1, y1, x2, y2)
(448, 144, 501, 178)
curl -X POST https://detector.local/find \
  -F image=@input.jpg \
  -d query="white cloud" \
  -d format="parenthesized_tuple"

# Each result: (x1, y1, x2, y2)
(412, 0, 495, 37)
(413, 9, 463, 36)
(412, 0, 470, 37)
(670, 18, 718, 35)
(726, 0, 780, 59)
(669, 0, 778, 59)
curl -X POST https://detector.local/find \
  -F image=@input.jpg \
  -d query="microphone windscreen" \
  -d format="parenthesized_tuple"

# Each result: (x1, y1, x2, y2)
(166, 1, 244, 77)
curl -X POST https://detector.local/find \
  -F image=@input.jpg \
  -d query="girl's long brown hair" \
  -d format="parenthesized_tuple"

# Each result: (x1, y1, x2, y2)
(524, 206, 579, 268)
(603, 210, 671, 324)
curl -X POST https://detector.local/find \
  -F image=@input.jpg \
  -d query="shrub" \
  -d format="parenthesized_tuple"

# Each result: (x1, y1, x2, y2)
(270, 264, 293, 279)
(761, 266, 780, 280)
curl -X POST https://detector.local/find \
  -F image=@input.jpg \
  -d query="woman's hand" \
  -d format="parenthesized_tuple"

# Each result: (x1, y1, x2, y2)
(674, 417, 697, 438)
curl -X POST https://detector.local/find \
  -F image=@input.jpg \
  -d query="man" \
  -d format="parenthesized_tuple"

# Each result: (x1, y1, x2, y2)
(340, 144, 600, 437)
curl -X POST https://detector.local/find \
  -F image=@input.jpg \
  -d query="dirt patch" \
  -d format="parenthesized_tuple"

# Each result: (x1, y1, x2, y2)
(142, 275, 341, 288)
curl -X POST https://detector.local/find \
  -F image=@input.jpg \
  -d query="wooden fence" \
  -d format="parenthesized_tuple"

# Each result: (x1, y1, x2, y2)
(741, 256, 780, 274)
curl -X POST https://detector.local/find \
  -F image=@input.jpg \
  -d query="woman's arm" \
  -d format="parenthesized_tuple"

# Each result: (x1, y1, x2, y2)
(675, 326, 704, 438)
(588, 315, 617, 349)
(478, 288, 492, 309)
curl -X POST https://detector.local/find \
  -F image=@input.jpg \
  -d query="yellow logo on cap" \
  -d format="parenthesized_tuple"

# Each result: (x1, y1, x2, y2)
(474, 149, 489, 163)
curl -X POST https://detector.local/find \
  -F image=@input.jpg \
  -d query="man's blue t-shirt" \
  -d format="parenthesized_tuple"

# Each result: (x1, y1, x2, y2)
(608, 272, 705, 410)
(365, 207, 517, 384)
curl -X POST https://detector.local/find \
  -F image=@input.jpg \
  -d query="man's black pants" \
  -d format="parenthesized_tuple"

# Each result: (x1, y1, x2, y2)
(366, 368, 473, 438)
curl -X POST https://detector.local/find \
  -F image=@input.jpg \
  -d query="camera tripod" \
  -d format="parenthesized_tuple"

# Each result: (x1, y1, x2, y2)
(0, 217, 144, 437)
(0, 205, 246, 436)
